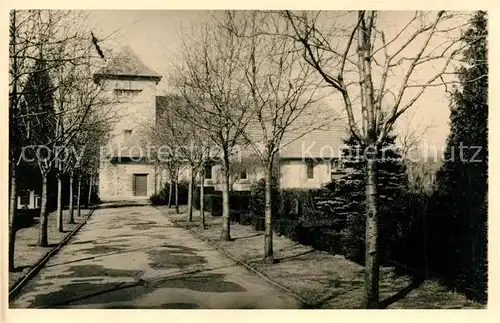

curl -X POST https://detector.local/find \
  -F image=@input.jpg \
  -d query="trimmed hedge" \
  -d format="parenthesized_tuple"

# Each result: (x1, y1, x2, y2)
(244, 179, 348, 255)
(240, 174, 486, 303)
(196, 189, 251, 217)
(204, 194, 222, 216)
(244, 178, 419, 262)
(150, 181, 190, 205)
(14, 209, 39, 229)
(193, 186, 215, 210)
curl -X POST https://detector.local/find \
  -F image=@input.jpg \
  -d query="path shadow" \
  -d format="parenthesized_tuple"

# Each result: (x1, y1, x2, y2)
(311, 279, 364, 309)
(278, 249, 315, 262)
(379, 276, 425, 309)
(38, 262, 245, 308)
(37, 279, 148, 308)
(45, 245, 163, 268)
(27, 243, 59, 248)
(71, 240, 95, 245)
(97, 202, 151, 210)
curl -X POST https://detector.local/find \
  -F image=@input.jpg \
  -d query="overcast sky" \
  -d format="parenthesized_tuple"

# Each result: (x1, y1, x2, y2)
(85, 10, 476, 151)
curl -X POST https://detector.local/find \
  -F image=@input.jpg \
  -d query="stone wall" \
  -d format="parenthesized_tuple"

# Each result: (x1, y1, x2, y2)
(99, 161, 156, 201)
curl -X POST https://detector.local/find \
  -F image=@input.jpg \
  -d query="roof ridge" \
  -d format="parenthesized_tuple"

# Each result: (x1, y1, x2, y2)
(94, 45, 162, 81)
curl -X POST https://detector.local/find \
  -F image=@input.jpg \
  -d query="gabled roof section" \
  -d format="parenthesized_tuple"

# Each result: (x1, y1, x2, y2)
(155, 93, 349, 160)
(94, 46, 162, 83)
(278, 123, 348, 160)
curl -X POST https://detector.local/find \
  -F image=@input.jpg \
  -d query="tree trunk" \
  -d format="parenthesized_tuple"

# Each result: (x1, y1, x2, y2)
(38, 175, 49, 247)
(422, 202, 428, 279)
(77, 173, 82, 218)
(9, 161, 18, 271)
(9, 10, 19, 271)
(68, 172, 75, 224)
(175, 179, 179, 214)
(200, 167, 206, 229)
(363, 153, 380, 309)
(188, 166, 195, 221)
(154, 165, 158, 195)
(263, 162, 274, 263)
(220, 164, 231, 241)
(356, 13, 380, 309)
(87, 174, 93, 207)
(168, 179, 173, 208)
(57, 174, 63, 232)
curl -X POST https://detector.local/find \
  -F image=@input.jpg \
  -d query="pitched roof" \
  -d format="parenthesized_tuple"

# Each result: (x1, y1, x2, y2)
(155, 93, 349, 160)
(248, 102, 349, 160)
(94, 46, 162, 83)
(278, 123, 348, 160)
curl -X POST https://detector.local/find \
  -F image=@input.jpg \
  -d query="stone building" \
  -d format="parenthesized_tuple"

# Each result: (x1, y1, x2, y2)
(94, 47, 161, 201)
(95, 47, 348, 201)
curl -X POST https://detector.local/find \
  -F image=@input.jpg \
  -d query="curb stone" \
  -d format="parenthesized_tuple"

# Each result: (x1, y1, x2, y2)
(158, 209, 315, 308)
(97, 203, 151, 210)
(8, 208, 97, 302)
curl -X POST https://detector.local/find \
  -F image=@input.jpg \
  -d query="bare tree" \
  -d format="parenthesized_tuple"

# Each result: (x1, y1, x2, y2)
(11, 12, 58, 245)
(26, 12, 107, 246)
(153, 95, 215, 222)
(285, 10, 469, 308)
(79, 129, 110, 208)
(9, 9, 111, 265)
(66, 89, 113, 221)
(222, 11, 336, 262)
(51, 54, 108, 231)
(149, 111, 185, 214)
(198, 162, 207, 229)
(8, 9, 78, 269)
(227, 153, 261, 191)
(174, 13, 253, 241)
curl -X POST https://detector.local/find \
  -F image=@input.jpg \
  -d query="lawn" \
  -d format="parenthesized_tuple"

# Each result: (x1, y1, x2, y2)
(159, 206, 484, 309)
(9, 208, 91, 290)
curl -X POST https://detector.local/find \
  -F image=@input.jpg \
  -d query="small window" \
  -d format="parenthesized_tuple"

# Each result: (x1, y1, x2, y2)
(239, 170, 247, 180)
(204, 164, 213, 179)
(124, 129, 132, 139)
(19, 190, 30, 205)
(306, 160, 315, 179)
(114, 89, 141, 99)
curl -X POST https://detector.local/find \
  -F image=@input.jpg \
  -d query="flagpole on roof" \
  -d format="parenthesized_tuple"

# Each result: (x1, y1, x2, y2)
(91, 30, 106, 62)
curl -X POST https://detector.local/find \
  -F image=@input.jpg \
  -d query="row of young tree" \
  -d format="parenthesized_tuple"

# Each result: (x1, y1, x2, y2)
(337, 11, 487, 303)
(8, 10, 114, 270)
(150, 11, 487, 307)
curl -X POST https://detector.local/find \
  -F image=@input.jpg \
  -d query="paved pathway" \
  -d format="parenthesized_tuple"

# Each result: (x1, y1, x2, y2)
(9, 205, 300, 309)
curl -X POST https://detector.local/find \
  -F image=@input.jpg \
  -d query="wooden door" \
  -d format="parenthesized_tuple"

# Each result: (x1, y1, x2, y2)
(133, 174, 148, 196)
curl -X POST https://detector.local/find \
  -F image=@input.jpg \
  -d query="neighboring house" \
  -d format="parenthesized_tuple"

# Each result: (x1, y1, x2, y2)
(16, 151, 44, 210)
(204, 131, 348, 191)
(17, 189, 41, 209)
(95, 47, 349, 200)
(278, 134, 348, 189)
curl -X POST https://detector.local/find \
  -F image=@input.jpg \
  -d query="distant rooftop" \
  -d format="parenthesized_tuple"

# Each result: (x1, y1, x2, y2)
(94, 46, 162, 83)
(279, 127, 347, 160)
(155, 93, 348, 160)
